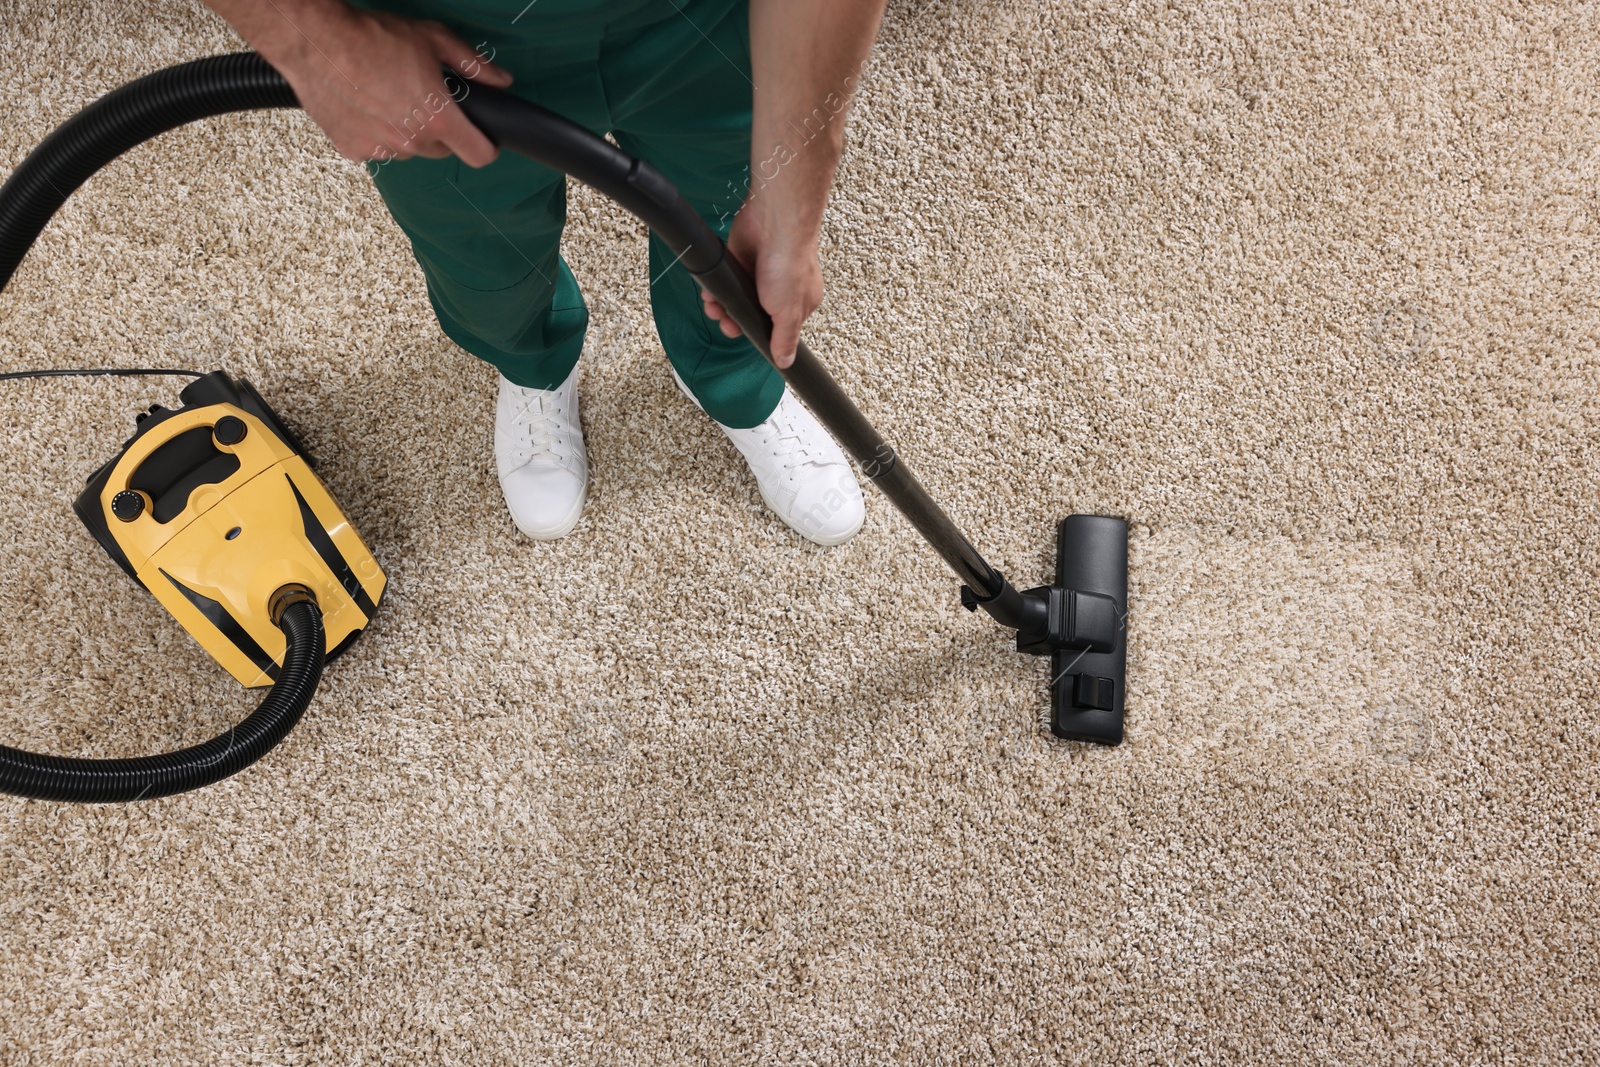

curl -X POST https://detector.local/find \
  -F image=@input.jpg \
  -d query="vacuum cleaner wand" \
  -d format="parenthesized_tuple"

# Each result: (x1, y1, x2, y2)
(0, 54, 1128, 745)
(449, 72, 1130, 744)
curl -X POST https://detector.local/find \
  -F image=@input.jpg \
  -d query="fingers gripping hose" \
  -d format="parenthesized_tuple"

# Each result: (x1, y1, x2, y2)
(0, 601, 325, 802)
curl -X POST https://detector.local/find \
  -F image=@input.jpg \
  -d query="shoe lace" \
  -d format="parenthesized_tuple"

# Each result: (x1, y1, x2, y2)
(504, 389, 578, 470)
(517, 397, 557, 454)
(761, 406, 822, 467)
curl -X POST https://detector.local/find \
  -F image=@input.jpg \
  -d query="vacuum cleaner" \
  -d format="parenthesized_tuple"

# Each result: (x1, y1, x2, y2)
(0, 53, 1128, 803)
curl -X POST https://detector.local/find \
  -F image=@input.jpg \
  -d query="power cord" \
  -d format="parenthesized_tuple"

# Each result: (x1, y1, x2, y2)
(0, 368, 205, 382)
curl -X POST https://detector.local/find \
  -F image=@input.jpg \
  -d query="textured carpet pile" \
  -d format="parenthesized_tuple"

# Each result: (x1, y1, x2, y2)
(1, 1, 1596, 1062)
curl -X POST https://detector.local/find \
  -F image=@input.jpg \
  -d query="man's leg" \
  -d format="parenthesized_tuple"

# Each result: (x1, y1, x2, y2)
(603, 0, 784, 430)
(368, 151, 592, 538)
(367, 151, 586, 389)
(600, 0, 864, 545)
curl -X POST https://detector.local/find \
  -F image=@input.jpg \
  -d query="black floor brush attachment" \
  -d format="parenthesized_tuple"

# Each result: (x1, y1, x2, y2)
(959, 515, 1129, 745)
(1037, 516, 1128, 744)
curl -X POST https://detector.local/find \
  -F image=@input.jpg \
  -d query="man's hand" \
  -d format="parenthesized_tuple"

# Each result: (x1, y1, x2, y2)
(204, 0, 512, 166)
(699, 204, 824, 371)
(699, 0, 888, 369)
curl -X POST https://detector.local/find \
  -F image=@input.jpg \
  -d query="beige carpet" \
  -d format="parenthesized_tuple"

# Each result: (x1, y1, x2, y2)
(2, 0, 1598, 1061)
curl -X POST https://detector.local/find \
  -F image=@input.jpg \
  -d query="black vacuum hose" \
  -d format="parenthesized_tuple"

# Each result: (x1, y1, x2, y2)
(0, 55, 323, 803)
(0, 601, 325, 802)
(0, 53, 297, 290)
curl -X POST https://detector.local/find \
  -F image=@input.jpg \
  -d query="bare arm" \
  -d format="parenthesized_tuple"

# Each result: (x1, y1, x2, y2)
(201, 0, 512, 166)
(701, 0, 890, 367)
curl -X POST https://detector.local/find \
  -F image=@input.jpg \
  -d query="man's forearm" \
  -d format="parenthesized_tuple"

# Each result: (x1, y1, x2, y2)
(747, 0, 888, 237)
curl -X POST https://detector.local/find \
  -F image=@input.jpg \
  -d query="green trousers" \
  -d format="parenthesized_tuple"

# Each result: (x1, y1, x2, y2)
(357, 0, 782, 428)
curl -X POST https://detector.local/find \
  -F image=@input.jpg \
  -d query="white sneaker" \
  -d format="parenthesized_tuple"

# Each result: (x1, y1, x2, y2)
(672, 369, 865, 546)
(494, 367, 587, 540)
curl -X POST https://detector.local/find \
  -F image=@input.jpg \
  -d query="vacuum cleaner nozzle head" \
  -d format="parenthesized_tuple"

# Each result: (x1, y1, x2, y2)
(1042, 516, 1127, 745)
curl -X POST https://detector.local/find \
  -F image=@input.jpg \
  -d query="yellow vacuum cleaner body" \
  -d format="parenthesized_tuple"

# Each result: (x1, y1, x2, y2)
(73, 371, 385, 688)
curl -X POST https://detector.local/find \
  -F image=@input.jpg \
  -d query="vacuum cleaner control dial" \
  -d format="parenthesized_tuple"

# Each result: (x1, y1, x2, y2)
(111, 490, 145, 522)
(213, 415, 246, 445)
